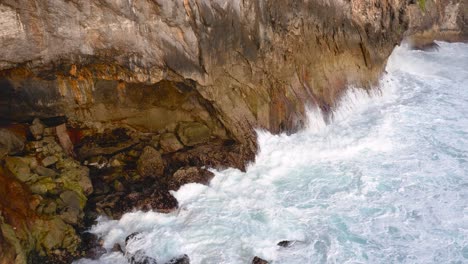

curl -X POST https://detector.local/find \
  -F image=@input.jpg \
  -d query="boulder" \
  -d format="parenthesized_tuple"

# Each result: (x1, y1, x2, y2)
(137, 147, 164, 178)
(35, 166, 58, 177)
(0, 129, 25, 158)
(169, 167, 214, 190)
(252, 257, 269, 264)
(4, 156, 36, 182)
(32, 218, 80, 254)
(30, 118, 45, 140)
(41, 156, 58, 167)
(176, 122, 211, 147)
(29, 177, 57, 195)
(159, 133, 184, 153)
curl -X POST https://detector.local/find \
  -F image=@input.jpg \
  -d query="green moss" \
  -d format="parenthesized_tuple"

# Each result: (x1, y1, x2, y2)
(418, 0, 427, 12)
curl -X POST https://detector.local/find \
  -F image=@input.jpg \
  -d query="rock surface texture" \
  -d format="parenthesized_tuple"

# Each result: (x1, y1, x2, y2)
(0, 0, 466, 263)
(0, 0, 464, 155)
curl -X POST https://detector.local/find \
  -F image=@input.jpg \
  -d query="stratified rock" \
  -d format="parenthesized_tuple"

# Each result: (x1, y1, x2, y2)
(137, 147, 164, 178)
(177, 122, 211, 147)
(30, 118, 45, 140)
(252, 256, 269, 264)
(159, 133, 184, 153)
(169, 167, 214, 190)
(0, 129, 25, 158)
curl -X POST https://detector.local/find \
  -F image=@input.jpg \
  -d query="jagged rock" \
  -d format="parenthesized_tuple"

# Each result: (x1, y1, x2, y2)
(35, 165, 58, 177)
(177, 122, 211, 147)
(56, 124, 75, 157)
(167, 255, 190, 264)
(30, 118, 45, 140)
(86, 155, 109, 169)
(169, 167, 214, 190)
(137, 147, 164, 178)
(0, 129, 25, 158)
(128, 250, 158, 264)
(159, 133, 184, 153)
(252, 256, 269, 264)
(277, 240, 296, 247)
(41, 156, 58, 167)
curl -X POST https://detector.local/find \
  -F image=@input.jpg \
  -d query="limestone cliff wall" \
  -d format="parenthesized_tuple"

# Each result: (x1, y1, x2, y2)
(0, 1, 466, 263)
(0, 0, 414, 154)
(0, 1, 465, 153)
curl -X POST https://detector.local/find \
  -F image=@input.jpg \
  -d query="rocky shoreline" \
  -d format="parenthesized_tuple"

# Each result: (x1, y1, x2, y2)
(0, 0, 466, 263)
(0, 117, 249, 263)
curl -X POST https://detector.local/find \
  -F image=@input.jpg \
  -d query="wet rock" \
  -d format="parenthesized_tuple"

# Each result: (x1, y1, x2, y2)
(35, 165, 58, 177)
(125, 232, 142, 246)
(277, 240, 295, 247)
(252, 256, 269, 264)
(86, 155, 109, 169)
(0, 128, 25, 158)
(128, 250, 158, 264)
(42, 200, 57, 215)
(177, 122, 211, 147)
(41, 156, 58, 167)
(169, 167, 214, 190)
(167, 254, 190, 264)
(112, 243, 124, 253)
(137, 146, 164, 178)
(30, 118, 45, 140)
(159, 133, 184, 153)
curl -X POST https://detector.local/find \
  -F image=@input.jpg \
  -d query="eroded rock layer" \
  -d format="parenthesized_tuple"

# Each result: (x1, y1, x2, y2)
(0, 0, 466, 263)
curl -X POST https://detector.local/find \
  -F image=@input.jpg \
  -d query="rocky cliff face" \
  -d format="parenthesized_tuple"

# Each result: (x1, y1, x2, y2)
(0, 0, 466, 263)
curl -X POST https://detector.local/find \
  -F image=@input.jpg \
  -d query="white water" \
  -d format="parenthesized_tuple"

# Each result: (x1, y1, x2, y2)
(77, 42, 468, 264)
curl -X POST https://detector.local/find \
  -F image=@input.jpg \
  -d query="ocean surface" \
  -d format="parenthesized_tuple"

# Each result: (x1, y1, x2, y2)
(77, 42, 468, 264)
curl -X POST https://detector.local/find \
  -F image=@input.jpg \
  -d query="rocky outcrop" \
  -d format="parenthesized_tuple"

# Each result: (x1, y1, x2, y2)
(405, 0, 467, 48)
(0, 122, 92, 264)
(0, 0, 466, 263)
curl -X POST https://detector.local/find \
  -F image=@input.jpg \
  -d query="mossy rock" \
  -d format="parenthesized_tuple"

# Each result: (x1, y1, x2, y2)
(32, 218, 79, 254)
(29, 177, 57, 195)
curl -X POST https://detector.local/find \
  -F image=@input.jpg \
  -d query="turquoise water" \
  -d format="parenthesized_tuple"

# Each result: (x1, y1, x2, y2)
(77, 42, 468, 264)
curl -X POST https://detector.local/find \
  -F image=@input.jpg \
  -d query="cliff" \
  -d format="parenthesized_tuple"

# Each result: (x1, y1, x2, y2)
(0, 0, 466, 263)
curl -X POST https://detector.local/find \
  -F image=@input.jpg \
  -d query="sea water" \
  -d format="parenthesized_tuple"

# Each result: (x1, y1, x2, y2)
(76, 42, 468, 264)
